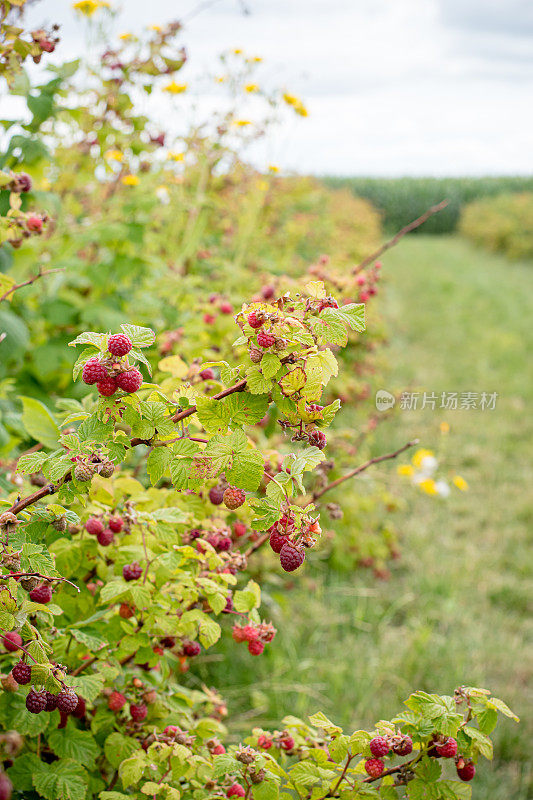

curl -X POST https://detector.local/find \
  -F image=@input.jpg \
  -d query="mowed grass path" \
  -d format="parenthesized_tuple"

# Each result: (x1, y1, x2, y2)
(200, 236, 532, 800)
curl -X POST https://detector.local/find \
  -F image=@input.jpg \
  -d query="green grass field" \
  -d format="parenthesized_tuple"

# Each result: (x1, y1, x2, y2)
(198, 235, 532, 799)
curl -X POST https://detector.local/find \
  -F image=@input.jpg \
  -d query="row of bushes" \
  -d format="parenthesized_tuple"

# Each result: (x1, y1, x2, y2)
(459, 192, 533, 260)
(324, 175, 533, 234)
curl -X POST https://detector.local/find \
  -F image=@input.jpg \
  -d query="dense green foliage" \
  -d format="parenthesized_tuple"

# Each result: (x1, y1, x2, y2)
(324, 176, 533, 234)
(459, 192, 533, 260)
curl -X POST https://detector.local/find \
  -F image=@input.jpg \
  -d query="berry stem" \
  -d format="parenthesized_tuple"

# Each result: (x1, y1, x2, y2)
(2, 572, 80, 592)
(0, 267, 64, 303)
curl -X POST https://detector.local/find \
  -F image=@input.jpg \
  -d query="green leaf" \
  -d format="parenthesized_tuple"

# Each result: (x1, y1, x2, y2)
(226, 447, 265, 491)
(49, 724, 100, 768)
(104, 732, 140, 769)
(225, 392, 269, 427)
(308, 712, 341, 735)
(253, 779, 280, 800)
(119, 753, 147, 788)
(6, 752, 44, 792)
(260, 353, 282, 379)
(21, 543, 56, 575)
(64, 673, 105, 703)
(246, 366, 272, 394)
(32, 758, 88, 800)
(196, 396, 231, 434)
(68, 332, 108, 349)
(20, 397, 60, 449)
(147, 447, 170, 485)
(16, 451, 48, 475)
(120, 324, 155, 348)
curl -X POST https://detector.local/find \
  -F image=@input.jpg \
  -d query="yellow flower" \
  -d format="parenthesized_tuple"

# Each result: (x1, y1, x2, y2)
(232, 119, 252, 127)
(72, 0, 109, 16)
(453, 475, 469, 491)
(232, 48, 243, 55)
(149, 25, 162, 32)
(104, 149, 123, 162)
(119, 32, 132, 40)
(419, 478, 438, 496)
(245, 83, 259, 93)
(397, 464, 414, 477)
(268, 165, 279, 173)
(282, 92, 308, 117)
(257, 180, 269, 192)
(412, 448, 434, 468)
(167, 152, 184, 162)
(252, 56, 263, 63)
(215, 76, 226, 84)
(163, 82, 187, 94)
(121, 175, 139, 186)
(440, 421, 450, 434)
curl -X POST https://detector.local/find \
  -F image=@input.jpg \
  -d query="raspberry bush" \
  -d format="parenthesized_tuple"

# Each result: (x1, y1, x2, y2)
(0, 4, 520, 799)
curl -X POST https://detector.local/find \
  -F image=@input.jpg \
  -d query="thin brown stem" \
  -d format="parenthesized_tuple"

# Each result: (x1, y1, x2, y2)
(353, 201, 448, 274)
(313, 439, 419, 501)
(0, 267, 64, 303)
(1, 572, 80, 592)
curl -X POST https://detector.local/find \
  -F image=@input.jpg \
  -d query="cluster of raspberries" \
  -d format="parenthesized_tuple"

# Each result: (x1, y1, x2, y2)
(268, 513, 321, 572)
(256, 729, 296, 752)
(363, 734, 475, 782)
(107, 690, 149, 721)
(85, 513, 124, 547)
(81, 333, 143, 397)
(208, 484, 246, 510)
(10, 668, 85, 718)
(355, 260, 382, 303)
(232, 621, 276, 656)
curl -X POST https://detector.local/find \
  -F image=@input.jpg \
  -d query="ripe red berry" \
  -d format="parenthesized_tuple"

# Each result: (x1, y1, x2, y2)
(248, 639, 264, 656)
(2, 632, 22, 652)
(108, 515, 123, 532)
(233, 522, 247, 538)
(269, 528, 288, 554)
(182, 640, 201, 657)
(72, 695, 86, 718)
(130, 703, 147, 722)
(85, 516, 104, 535)
(43, 691, 57, 712)
(56, 689, 78, 714)
(261, 285, 275, 299)
(308, 430, 327, 450)
(279, 542, 305, 572)
(209, 486, 224, 505)
(212, 744, 226, 755)
(200, 368, 214, 380)
(82, 358, 108, 385)
(108, 691, 127, 712)
(97, 527, 114, 546)
(123, 562, 143, 581)
(220, 301, 233, 315)
(119, 603, 135, 619)
(27, 215, 43, 233)
(108, 333, 133, 356)
(203, 313, 216, 325)
(26, 688, 47, 714)
(29, 584, 52, 604)
(247, 312, 263, 329)
(0, 771, 12, 800)
(116, 369, 143, 393)
(393, 735, 413, 756)
(227, 784, 245, 798)
(258, 734, 273, 749)
(280, 736, 295, 751)
(364, 758, 385, 778)
(223, 486, 246, 510)
(232, 624, 257, 643)
(369, 736, 390, 757)
(11, 662, 31, 685)
(456, 761, 476, 782)
(257, 331, 275, 348)
(97, 378, 117, 397)
(436, 737, 458, 758)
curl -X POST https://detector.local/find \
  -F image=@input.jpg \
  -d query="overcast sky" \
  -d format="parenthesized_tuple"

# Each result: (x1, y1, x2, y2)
(17, 0, 533, 175)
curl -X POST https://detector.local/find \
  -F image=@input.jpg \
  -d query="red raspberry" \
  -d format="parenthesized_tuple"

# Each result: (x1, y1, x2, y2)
(369, 736, 390, 757)
(232, 624, 257, 643)
(182, 640, 201, 657)
(29, 584, 52, 604)
(26, 688, 47, 714)
(233, 522, 247, 538)
(261, 285, 275, 299)
(258, 734, 272, 749)
(123, 562, 143, 581)
(280, 736, 295, 751)
(308, 430, 327, 450)
(108, 515, 123, 532)
(364, 758, 384, 778)
(56, 689, 78, 713)
(248, 639, 264, 656)
(0, 772, 12, 800)
(108, 333, 133, 356)
(27, 215, 43, 233)
(227, 784, 245, 798)
(436, 737, 457, 758)
(116, 369, 143, 393)
(279, 542, 305, 572)
(72, 695, 86, 718)
(223, 595, 234, 613)
(209, 486, 224, 505)
(16, 172, 32, 192)
(247, 312, 264, 329)
(2, 632, 22, 652)
(359, 290, 370, 303)
(212, 744, 226, 755)
(97, 527, 114, 546)
(269, 528, 288, 554)
(216, 536, 233, 552)
(164, 725, 179, 736)
(119, 603, 135, 619)
(204, 313, 216, 325)
(456, 761, 475, 782)
(108, 691, 127, 712)
(161, 637, 176, 648)
(223, 486, 246, 510)
(85, 516, 104, 535)
(97, 378, 117, 397)
(130, 703, 147, 722)
(393, 735, 413, 756)
(220, 301, 233, 315)
(257, 331, 275, 348)
(318, 297, 339, 312)
(82, 358, 108, 385)
(200, 368, 214, 380)
(11, 662, 31, 685)
(43, 691, 57, 711)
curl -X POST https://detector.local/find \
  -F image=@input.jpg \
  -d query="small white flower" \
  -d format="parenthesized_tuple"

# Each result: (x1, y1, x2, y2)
(435, 480, 450, 498)
(420, 455, 438, 475)
(155, 186, 170, 205)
